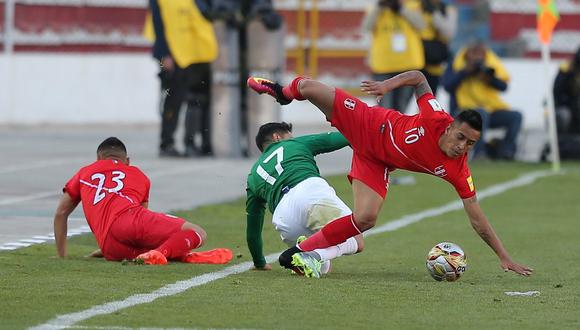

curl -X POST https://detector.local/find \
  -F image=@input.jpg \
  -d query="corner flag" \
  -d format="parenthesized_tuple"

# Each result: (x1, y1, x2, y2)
(537, 0, 560, 44)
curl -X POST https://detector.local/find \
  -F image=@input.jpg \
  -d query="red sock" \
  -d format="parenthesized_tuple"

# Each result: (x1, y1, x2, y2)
(282, 76, 306, 101)
(156, 229, 202, 259)
(298, 214, 361, 251)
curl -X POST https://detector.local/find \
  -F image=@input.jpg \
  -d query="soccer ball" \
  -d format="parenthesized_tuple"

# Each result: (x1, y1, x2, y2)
(426, 242, 467, 282)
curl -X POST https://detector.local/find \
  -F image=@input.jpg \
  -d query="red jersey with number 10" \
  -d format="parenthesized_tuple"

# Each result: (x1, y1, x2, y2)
(381, 93, 475, 199)
(63, 160, 151, 247)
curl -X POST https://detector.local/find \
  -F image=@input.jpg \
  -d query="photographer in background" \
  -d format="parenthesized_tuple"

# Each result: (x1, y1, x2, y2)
(442, 41, 522, 160)
(362, 0, 425, 113)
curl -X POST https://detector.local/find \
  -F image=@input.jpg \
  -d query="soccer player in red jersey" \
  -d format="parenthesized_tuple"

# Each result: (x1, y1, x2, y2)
(247, 71, 533, 277)
(53, 137, 229, 265)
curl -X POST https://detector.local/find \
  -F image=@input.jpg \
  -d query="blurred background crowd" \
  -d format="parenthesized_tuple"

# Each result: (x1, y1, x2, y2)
(0, 0, 579, 161)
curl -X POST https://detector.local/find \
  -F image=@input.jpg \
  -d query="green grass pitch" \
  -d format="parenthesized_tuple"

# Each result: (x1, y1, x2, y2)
(1, 162, 579, 329)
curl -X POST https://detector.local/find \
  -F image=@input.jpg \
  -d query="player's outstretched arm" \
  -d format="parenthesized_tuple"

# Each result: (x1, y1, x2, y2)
(361, 70, 432, 104)
(246, 189, 269, 270)
(53, 192, 79, 258)
(462, 196, 533, 276)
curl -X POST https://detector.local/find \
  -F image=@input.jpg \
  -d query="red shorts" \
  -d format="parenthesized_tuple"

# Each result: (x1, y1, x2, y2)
(330, 88, 399, 198)
(101, 207, 185, 261)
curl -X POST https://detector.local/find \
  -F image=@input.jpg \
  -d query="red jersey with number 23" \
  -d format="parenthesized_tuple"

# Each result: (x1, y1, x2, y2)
(382, 93, 475, 199)
(63, 160, 151, 247)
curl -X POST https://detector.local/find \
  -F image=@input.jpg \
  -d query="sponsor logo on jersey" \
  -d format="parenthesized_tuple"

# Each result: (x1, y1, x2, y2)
(344, 98, 356, 110)
(428, 99, 443, 112)
(467, 176, 474, 192)
(434, 165, 447, 177)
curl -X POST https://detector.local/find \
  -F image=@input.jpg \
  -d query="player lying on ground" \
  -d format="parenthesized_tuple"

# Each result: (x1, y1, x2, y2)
(247, 71, 533, 277)
(246, 122, 364, 277)
(53, 137, 232, 265)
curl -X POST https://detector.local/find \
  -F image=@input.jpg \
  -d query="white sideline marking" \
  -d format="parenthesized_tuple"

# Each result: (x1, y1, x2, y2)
(366, 170, 554, 236)
(41, 325, 254, 330)
(30, 170, 555, 330)
(0, 225, 90, 251)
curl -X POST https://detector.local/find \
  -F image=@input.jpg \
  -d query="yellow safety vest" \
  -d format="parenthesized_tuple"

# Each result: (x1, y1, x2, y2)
(453, 47, 510, 112)
(369, 6, 425, 74)
(144, 0, 218, 68)
(420, 10, 446, 76)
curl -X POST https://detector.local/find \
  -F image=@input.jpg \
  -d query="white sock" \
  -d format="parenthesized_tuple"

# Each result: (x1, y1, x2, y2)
(312, 237, 358, 262)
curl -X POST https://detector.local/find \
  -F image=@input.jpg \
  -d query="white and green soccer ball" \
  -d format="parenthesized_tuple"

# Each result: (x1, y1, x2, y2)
(426, 242, 467, 282)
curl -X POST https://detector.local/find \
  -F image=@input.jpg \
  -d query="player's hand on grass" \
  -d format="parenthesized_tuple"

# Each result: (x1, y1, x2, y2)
(85, 249, 103, 258)
(501, 259, 533, 276)
(251, 264, 272, 271)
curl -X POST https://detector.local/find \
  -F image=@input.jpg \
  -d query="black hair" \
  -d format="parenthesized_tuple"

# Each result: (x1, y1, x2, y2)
(455, 110, 482, 132)
(97, 137, 127, 158)
(255, 122, 293, 151)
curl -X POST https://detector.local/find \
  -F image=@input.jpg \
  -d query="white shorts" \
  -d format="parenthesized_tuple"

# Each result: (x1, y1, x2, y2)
(272, 177, 352, 246)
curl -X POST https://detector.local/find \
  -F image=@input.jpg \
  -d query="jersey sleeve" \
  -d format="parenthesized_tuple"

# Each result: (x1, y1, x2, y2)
(245, 182, 267, 268)
(450, 160, 476, 199)
(132, 167, 150, 203)
(142, 172, 151, 204)
(63, 171, 82, 202)
(294, 132, 350, 156)
(417, 93, 450, 120)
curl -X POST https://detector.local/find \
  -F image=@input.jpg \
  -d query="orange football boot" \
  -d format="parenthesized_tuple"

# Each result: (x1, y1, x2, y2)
(134, 250, 168, 265)
(247, 77, 292, 105)
(181, 248, 234, 264)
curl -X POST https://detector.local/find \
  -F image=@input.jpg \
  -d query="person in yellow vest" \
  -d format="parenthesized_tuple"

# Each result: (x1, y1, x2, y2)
(362, 0, 425, 113)
(419, 0, 457, 93)
(149, 0, 218, 157)
(442, 41, 522, 160)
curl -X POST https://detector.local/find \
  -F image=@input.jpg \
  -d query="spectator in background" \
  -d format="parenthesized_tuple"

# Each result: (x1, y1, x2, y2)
(442, 41, 522, 160)
(553, 47, 580, 134)
(150, 0, 218, 157)
(362, 0, 425, 113)
(419, 0, 457, 93)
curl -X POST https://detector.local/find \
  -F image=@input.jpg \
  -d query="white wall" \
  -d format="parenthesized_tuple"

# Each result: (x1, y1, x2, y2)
(0, 54, 561, 129)
(0, 53, 160, 124)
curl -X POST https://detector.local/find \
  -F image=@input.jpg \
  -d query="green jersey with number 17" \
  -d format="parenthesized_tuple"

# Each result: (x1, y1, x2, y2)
(246, 132, 349, 213)
(245, 132, 349, 268)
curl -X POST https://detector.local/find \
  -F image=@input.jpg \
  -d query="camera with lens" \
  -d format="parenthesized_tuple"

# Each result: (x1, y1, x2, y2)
(472, 59, 484, 73)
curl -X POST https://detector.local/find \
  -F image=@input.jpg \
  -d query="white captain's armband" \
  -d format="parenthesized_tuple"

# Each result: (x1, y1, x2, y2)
(428, 99, 443, 112)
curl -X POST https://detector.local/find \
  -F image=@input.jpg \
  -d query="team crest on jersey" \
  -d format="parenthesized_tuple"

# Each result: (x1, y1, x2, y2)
(344, 98, 356, 110)
(467, 176, 475, 192)
(434, 165, 447, 177)
(428, 99, 443, 112)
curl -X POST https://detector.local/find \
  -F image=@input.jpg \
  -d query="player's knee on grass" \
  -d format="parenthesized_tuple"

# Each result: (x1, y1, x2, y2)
(354, 234, 365, 253)
(182, 222, 207, 246)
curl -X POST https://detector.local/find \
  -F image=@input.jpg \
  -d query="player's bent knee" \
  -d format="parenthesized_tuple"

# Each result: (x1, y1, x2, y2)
(353, 212, 378, 231)
(182, 222, 207, 245)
